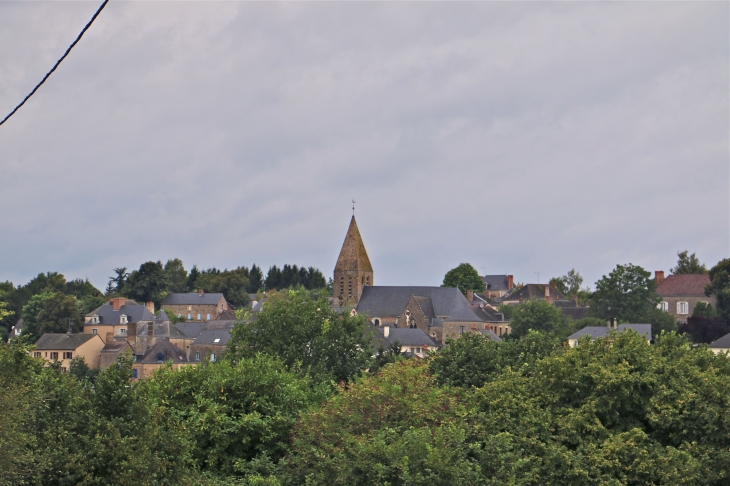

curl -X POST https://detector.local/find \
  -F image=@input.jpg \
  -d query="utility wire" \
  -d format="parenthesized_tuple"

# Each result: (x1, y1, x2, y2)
(0, 0, 110, 127)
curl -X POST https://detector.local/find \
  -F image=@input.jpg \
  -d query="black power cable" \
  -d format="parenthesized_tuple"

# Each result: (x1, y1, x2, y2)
(0, 0, 110, 127)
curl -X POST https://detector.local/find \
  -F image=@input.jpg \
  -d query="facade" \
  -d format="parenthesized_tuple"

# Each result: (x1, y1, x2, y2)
(132, 339, 190, 380)
(84, 298, 158, 343)
(99, 340, 135, 369)
(567, 323, 652, 347)
(481, 275, 515, 299)
(160, 291, 230, 322)
(333, 216, 373, 306)
(33, 333, 105, 370)
(356, 286, 488, 344)
(655, 271, 714, 324)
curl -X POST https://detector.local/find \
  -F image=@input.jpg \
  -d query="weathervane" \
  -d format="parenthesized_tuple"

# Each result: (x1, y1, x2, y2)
(352, 198, 356, 215)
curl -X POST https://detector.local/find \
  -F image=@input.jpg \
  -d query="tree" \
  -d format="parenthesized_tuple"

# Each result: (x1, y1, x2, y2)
(441, 263, 486, 296)
(23, 292, 82, 338)
(228, 291, 374, 383)
(590, 263, 660, 323)
(672, 250, 708, 274)
(706, 258, 730, 322)
(509, 299, 566, 338)
(264, 265, 282, 290)
(693, 301, 718, 318)
(549, 269, 584, 297)
(187, 264, 201, 291)
(248, 264, 264, 293)
(200, 267, 251, 309)
(678, 316, 729, 344)
(124, 261, 168, 305)
(164, 258, 188, 293)
(0, 302, 12, 323)
(108, 267, 129, 295)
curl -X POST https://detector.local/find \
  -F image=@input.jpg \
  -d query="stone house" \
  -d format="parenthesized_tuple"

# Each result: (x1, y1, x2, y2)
(655, 271, 714, 324)
(99, 339, 135, 369)
(500, 283, 566, 305)
(188, 327, 233, 363)
(378, 327, 441, 359)
(160, 290, 230, 322)
(32, 332, 105, 370)
(84, 298, 158, 343)
(481, 275, 515, 299)
(132, 339, 190, 380)
(356, 286, 488, 344)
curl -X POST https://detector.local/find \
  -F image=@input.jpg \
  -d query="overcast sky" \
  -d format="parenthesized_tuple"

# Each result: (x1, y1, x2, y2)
(0, 1, 727, 292)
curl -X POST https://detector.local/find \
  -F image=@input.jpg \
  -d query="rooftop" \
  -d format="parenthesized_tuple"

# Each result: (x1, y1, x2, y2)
(161, 292, 226, 306)
(35, 333, 99, 350)
(657, 274, 711, 297)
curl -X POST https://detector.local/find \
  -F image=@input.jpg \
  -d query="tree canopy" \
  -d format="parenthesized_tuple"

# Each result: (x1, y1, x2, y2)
(706, 258, 730, 322)
(590, 263, 660, 323)
(441, 263, 486, 295)
(672, 250, 708, 274)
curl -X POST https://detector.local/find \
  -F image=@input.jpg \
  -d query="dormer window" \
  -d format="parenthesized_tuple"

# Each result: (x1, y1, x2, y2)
(156, 353, 164, 362)
(213, 338, 221, 343)
(92, 316, 99, 324)
(120, 315, 128, 324)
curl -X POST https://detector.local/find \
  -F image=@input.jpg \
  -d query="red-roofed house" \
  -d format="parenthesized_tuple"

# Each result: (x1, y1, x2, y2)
(655, 271, 715, 324)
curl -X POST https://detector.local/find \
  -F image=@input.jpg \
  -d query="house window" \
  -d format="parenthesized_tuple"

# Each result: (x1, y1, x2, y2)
(61, 367, 67, 372)
(195, 352, 200, 361)
(373, 318, 380, 326)
(50, 352, 58, 360)
(197, 313, 201, 321)
(117, 328, 126, 335)
(213, 338, 221, 343)
(416, 347, 422, 354)
(677, 302, 689, 315)
(210, 353, 217, 363)
(133, 369, 138, 379)
(187, 314, 192, 320)
(156, 353, 164, 362)
(657, 302, 669, 312)
(177, 314, 182, 318)
(459, 326, 465, 335)
(206, 314, 211, 321)
(63, 352, 73, 360)
(120, 315, 128, 324)
(366, 276, 370, 286)
(92, 329, 98, 335)
(33, 352, 41, 358)
(92, 316, 98, 323)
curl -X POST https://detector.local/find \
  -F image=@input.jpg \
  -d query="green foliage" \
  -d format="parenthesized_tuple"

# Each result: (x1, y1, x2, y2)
(164, 258, 189, 293)
(678, 316, 729, 344)
(496, 303, 516, 320)
(430, 331, 564, 388)
(124, 261, 169, 305)
(68, 355, 99, 383)
(195, 267, 252, 308)
(672, 250, 708, 274)
(509, 299, 566, 338)
(643, 306, 678, 334)
(140, 355, 320, 478)
(229, 292, 373, 383)
(263, 265, 326, 292)
(549, 269, 584, 297)
(248, 264, 264, 293)
(693, 301, 718, 318)
(706, 258, 730, 322)
(108, 267, 129, 295)
(22, 291, 82, 340)
(441, 263, 486, 295)
(288, 360, 481, 485)
(590, 263, 660, 323)
(0, 302, 12, 323)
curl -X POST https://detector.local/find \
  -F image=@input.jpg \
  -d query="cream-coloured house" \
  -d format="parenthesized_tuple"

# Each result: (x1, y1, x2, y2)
(708, 332, 730, 355)
(567, 323, 652, 347)
(32, 332, 105, 370)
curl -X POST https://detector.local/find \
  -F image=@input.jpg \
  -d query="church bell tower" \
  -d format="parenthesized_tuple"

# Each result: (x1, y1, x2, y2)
(333, 215, 373, 306)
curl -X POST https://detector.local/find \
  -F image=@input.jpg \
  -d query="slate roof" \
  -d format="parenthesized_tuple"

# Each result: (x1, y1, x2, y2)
(138, 339, 188, 364)
(381, 328, 441, 348)
(470, 305, 507, 322)
(479, 329, 502, 342)
(193, 329, 232, 346)
(334, 216, 373, 273)
(14, 318, 24, 330)
(161, 292, 226, 306)
(567, 324, 652, 341)
(482, 275, 511, 291)
(657, 274, 711, 297)
(35, 333, 99, 350)
(562, 307, 590, 321)
(175, 322, 206, 339)
(86, 300, 157, 325)
(502, 284, 566, 302)
(709, 332, 730, 349)
(101, 340, 133, 353)
(357, 286, 483, 323)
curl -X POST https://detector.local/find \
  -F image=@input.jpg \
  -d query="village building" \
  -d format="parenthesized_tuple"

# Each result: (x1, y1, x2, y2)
(32, 332, 105, 370)
(500, 283, 567, 305)
(567, 323, 652, 347)
(132, 339, 190, 380)
(99, 339, 135, 369)
(377, 327, 441, 359)
(481, 275, 515, 299)
(654, 271, 714, 324)
(708, 332, 730, 355)
(84, 298, 158, 343)
(333, 215, 373, 306)
(160, 290, 231, 322)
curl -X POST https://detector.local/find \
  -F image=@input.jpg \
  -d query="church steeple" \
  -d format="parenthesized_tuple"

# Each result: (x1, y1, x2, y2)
(334, 215, 373, 306)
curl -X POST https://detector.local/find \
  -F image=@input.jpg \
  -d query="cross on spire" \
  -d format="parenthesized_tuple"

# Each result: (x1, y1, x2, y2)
(352, 198, 356, 215)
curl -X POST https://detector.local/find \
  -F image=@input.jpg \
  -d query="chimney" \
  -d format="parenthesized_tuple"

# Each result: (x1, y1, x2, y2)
(572, 295, 579, 306)
(655, 271, 665, 286)
(383, 326, 389, 338)
(198, 289, 204, 296)
(544, 285, 550, 298)
(111, 297, 125, 311)
(507, 275, 514, 289)
(613, 318, 617, 330)
(607, 319, 611, 329)
(466, 289, 474, 302)
(146, 302, 154, 314)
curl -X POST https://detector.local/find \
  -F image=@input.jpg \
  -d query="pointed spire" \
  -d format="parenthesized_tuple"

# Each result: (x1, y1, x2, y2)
(335, 216, 373, 273)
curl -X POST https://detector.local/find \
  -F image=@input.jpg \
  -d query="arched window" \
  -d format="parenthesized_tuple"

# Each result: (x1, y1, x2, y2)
(197, 313, 201, 321)
(373, 318, 380, 326)
(366, 276, 370, 286)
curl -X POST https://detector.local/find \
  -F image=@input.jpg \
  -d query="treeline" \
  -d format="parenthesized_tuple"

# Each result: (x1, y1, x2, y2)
(2, 290, 730, 485)
(109, 259, 327, 308)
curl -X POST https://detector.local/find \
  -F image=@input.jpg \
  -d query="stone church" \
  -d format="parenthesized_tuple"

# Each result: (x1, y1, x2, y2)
(333, 215, 373, 306)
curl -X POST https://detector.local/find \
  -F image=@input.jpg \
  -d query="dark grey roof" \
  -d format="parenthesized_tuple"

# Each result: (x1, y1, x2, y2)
(161, 292, 226, 306)
(175, 322, 206, 339)
(501, 284, 566, 302)
(204, 320, 236, 331)
(709, 332, 730, 349)
(482, 275, 510, 291)
(138, 339, 188, 363)
(35, 333, 99, 350)
(156, 310, 168, 320)
(86, 300, 157, 325)
(101, 341, 133, 353)
(414, 296, 435, 319)
(381, 328, 441, 348)
(357, 286, 483, 323)
(479, 329, 502, 342)
(567, 324, 652, 341)
(193, 329, 232, 346)
(14, 318, 24, 330)
(470, 305, 506, 322)
(554, 299, 577, 308)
